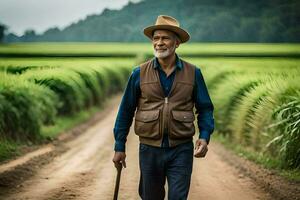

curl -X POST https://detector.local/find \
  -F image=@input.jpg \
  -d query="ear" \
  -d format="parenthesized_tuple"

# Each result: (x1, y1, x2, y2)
(175, 40, 180, 48)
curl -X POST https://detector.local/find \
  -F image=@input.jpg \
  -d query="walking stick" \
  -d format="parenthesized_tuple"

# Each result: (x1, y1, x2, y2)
(113, 163, 122, 200)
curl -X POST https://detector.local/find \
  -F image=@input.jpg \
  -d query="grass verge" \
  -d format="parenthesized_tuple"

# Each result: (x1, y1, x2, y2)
(0, 140, 19, 162)
(213, 132, 300, 182)
(0, 105, 103, 163)
(41, 106, 102, 138)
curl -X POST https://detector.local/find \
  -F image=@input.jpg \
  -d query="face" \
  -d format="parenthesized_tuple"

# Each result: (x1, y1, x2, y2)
(152, 30, 180, 59)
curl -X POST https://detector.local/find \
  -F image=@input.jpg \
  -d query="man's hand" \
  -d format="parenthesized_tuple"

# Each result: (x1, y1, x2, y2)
(112, 151, 127, 169)
(194, 139, 208, 158)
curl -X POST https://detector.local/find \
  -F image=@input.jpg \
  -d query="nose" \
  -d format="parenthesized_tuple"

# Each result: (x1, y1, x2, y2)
(157, 38, 164, 46)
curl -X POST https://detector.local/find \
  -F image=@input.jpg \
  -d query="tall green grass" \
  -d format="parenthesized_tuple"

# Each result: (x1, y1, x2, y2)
(0, 63, 132, 145)
(189, 58, 300, 170)
(0, 73, 58, 142)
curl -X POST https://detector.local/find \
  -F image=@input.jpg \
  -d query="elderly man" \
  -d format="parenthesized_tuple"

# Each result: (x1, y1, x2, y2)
(112, 15, 214, 200)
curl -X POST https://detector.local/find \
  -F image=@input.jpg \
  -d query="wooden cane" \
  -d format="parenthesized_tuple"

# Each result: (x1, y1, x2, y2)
(113, 163, 122, 200)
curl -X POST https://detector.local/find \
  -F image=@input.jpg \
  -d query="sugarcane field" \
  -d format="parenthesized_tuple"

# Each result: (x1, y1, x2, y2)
(0, 1, 300, 200)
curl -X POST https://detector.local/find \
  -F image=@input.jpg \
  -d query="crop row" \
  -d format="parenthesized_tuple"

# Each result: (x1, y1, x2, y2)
(0, 64, 132, 143)
(198, 63, 300, 169)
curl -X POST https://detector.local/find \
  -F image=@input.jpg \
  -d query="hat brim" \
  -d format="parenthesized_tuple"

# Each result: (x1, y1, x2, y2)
(143, 25, 190, 43)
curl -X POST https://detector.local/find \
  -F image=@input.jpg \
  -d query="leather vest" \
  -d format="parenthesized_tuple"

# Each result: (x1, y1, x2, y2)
(134, 58, 195, 147)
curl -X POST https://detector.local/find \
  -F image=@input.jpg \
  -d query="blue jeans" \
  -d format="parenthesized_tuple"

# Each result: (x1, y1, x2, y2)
(138, 141, 194, 200)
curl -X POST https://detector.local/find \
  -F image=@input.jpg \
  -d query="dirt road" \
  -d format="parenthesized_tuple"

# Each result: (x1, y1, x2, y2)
(0, 96, 276, 200)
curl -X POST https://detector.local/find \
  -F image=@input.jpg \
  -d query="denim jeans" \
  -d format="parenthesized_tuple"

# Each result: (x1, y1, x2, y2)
(138, 141, 194, 200)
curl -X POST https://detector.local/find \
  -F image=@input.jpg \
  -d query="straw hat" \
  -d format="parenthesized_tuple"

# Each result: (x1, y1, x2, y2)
(143, 15, 190, 43)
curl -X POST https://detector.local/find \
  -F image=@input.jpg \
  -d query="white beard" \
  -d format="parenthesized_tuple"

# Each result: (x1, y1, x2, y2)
(153, 43, 176, 59)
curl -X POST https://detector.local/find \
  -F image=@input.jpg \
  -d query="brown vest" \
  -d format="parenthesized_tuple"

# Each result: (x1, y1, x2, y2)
(134, 58, 195, 147)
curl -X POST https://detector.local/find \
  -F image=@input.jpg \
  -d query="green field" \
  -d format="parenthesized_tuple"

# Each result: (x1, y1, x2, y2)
(0, 43, 299, 175)
(0, 43, 300, 57)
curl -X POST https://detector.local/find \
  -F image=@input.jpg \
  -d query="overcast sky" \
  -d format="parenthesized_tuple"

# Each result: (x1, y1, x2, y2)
(0, 0, 140, 36)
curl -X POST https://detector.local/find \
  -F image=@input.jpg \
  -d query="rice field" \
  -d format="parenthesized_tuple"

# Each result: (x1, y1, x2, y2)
(1, 43, 299, 57)
(0, 43, 299, 170)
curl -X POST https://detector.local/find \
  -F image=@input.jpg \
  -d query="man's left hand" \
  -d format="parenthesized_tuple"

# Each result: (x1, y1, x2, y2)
(194, 139, 208, 158)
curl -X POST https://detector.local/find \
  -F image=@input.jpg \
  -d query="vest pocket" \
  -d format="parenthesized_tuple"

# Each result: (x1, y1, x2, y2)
(134, 109, 161, 139)
(169, 110, 195, 139)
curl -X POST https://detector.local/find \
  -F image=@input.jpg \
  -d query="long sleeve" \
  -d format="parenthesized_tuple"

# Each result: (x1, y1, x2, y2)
(193, 67, 215, 144)
(113, 67, 141, 152)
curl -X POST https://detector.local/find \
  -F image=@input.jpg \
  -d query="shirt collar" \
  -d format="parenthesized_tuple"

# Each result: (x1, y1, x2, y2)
(153, 54, 183, 70)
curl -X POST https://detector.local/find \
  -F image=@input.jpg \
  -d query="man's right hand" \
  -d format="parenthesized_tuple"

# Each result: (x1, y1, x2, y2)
(112, 151, 127, 169)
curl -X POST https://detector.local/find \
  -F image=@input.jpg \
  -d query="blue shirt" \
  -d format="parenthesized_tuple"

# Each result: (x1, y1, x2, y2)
(113, 55, 214, 152)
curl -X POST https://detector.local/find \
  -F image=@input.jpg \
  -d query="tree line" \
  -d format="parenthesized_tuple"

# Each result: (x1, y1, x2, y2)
(2, 0, 300, 43)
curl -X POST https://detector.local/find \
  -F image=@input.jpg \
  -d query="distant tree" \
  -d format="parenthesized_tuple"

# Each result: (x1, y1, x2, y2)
(201, 12, 239, 42)
(43, 27, 60, 35)
(259, 16, 285, 42)
(0, 23, 7, 43)
(235, 18, 261, 42)
(22, 29, 37, 42)
(4, 33, 20, 43)
(41, 27, 61, 41)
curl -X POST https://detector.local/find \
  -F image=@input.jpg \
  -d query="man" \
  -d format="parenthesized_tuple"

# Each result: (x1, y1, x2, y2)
(112, 15, 214, 200)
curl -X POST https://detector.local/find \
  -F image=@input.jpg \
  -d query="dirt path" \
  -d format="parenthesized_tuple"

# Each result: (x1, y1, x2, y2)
(0, 96, 288, 200)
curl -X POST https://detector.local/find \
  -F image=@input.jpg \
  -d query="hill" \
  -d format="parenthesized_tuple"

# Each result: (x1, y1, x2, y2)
(4, 0, 300, 43)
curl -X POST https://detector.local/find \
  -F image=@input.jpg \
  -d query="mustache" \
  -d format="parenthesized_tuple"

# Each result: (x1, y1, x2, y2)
(155, 48, 168, 51)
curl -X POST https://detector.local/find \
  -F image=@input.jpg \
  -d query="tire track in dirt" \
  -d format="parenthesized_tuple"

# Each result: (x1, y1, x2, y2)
(189, 142, 272, 200)
(4, 97, 122, 200)
(81, 129, 140, 200)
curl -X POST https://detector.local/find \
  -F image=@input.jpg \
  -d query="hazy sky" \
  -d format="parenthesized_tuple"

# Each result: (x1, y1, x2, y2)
(0, 0, 140, 36)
